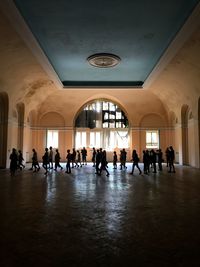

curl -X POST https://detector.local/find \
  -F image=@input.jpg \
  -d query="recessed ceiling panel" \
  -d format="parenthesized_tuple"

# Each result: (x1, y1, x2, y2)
(14, 0, 199, 87)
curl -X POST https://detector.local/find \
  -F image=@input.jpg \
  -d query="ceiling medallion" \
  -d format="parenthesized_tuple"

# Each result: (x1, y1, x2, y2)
(87, 53, 121, 68)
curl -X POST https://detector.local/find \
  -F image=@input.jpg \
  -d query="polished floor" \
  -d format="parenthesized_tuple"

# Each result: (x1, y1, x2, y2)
(0, 163, 200, 267)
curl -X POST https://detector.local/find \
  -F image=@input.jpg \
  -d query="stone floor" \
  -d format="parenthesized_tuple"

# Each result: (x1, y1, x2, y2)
(0, 163, 200, 267)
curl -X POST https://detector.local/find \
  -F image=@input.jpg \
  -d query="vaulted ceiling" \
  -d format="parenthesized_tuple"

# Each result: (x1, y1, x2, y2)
(13, 0, 199, 88)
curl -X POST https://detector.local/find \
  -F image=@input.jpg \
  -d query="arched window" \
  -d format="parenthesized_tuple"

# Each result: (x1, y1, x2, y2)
(75, 100, 129, 151)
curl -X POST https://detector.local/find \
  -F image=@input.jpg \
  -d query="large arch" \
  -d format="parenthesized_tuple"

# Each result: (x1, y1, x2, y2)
(181, 104, 189, 165)
(0, 92, 9, 168)
(74, 99, 130, 155)
(16, 102, 25, 151)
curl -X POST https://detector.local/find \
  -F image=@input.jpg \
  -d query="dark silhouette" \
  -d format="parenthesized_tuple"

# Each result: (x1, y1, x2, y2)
(165, 147, 170, 167)
(113, 151, 117, 169)
(49, 146, 53, 169)
(120, 148, 127, 170)
(157, 148, 163, 171)
(71, 148, 77, 168)
(32, 149, 40, 172)
(150, 149, 157, 173)
(81, 147, 87, 165)
(92, 147, 96, 167)
(42, 148, 49, 175)
(18, 150, 25, 170)
(95, 149, 101, 174)
(168, 146, 176, 173)
(131, 149, 142, 175)
(143, 150, 150, 174)
(9, 148, 18, 176)
(76, 150, 82, 167)
(99, 150, 109, 176)
(54, 149, 63, 171)
(65, 149, 72, 174)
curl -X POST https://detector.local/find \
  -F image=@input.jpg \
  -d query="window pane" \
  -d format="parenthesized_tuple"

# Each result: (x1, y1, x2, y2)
(47, 130, 58, 148)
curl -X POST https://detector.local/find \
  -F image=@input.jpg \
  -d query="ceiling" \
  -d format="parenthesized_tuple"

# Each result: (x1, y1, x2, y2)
(14, 0, 199, 88)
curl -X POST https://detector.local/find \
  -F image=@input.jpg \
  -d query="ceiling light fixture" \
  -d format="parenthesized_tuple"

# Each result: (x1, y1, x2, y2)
(87, 53, 121, 68)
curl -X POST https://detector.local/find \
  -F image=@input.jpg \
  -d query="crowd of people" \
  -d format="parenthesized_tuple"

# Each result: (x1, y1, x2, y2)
(9, 146, 176, 176)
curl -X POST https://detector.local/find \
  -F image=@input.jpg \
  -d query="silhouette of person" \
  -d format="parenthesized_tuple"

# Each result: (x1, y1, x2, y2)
(32, 148, 40, 172)
(165, 147, 170, 167)
(9, 148, 18, 176)
(168, 146, 176, 173)
(150, 149, 157, 173)
(42, 148, 49, 175)
(18, 150, 25, 170)
(49, 146, 53, 169)
(95, 149, 101, 174)
(81, 147, 87, 165)
(157, 148, 163, 171)
(71, 148, 76, 168)
(131, 149, 142, 175)
(120, 148, 127, 170)
(54, 149, 63, 171)
(92, 147, 96, 167)
(113, 151, 117, 169)
(143, 150, 150, 174)
(65, 149, 72, 174)
(99, 150, 109, 176)
(76, 150, 82, 167)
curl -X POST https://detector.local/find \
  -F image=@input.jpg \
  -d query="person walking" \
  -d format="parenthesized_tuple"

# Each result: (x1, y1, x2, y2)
(168, 146, 176, 173)
(9, 148, 18, 176)
(54, 149, 63, 171)
(113, 151, 117, 169)
(65, 149, 72, 174)
(131, 149, 142, 175)
(32, 148, 40, 172)
(42, 148, 49, 175)
(99, 150, 109, 176)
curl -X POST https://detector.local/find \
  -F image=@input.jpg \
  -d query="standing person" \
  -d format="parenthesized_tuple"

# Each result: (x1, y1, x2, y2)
(168, 146, 176, 173)
(99, 150, 109, 176)
(92, 147, 96, 167)
(65, 149, 72, 174)
(9, 148, 18, 176)
(157, 148, 163, 171)
(18, 150, 25, 170)
(95, 149, 101, 174)
(131, 149, 142, 175)
(54, 149, 63, 171)
(32, 148, 40, 172)
(76, 150, 82, 167)
(120, 148, 127, 170)
(71, 148, 76, 168)
(81, 147, 87, 165)
(165, 147, 170, 167)
(49, 146, 53, 169)
(150, 149, 157, 173)
(143, 150, 149, 174)
(42, 148, 49, 175)
(113, 151, 117, 169)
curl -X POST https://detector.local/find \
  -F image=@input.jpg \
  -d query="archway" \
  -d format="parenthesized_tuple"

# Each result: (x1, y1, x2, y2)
(0, 92, 9, 168)
(181, 105, 189, 165)
(16, 102, 25, 151)
(74, 99, 129, 159)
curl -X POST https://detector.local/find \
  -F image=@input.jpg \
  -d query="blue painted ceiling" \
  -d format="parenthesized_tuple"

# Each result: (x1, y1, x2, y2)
(14, 0, 199, 87)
